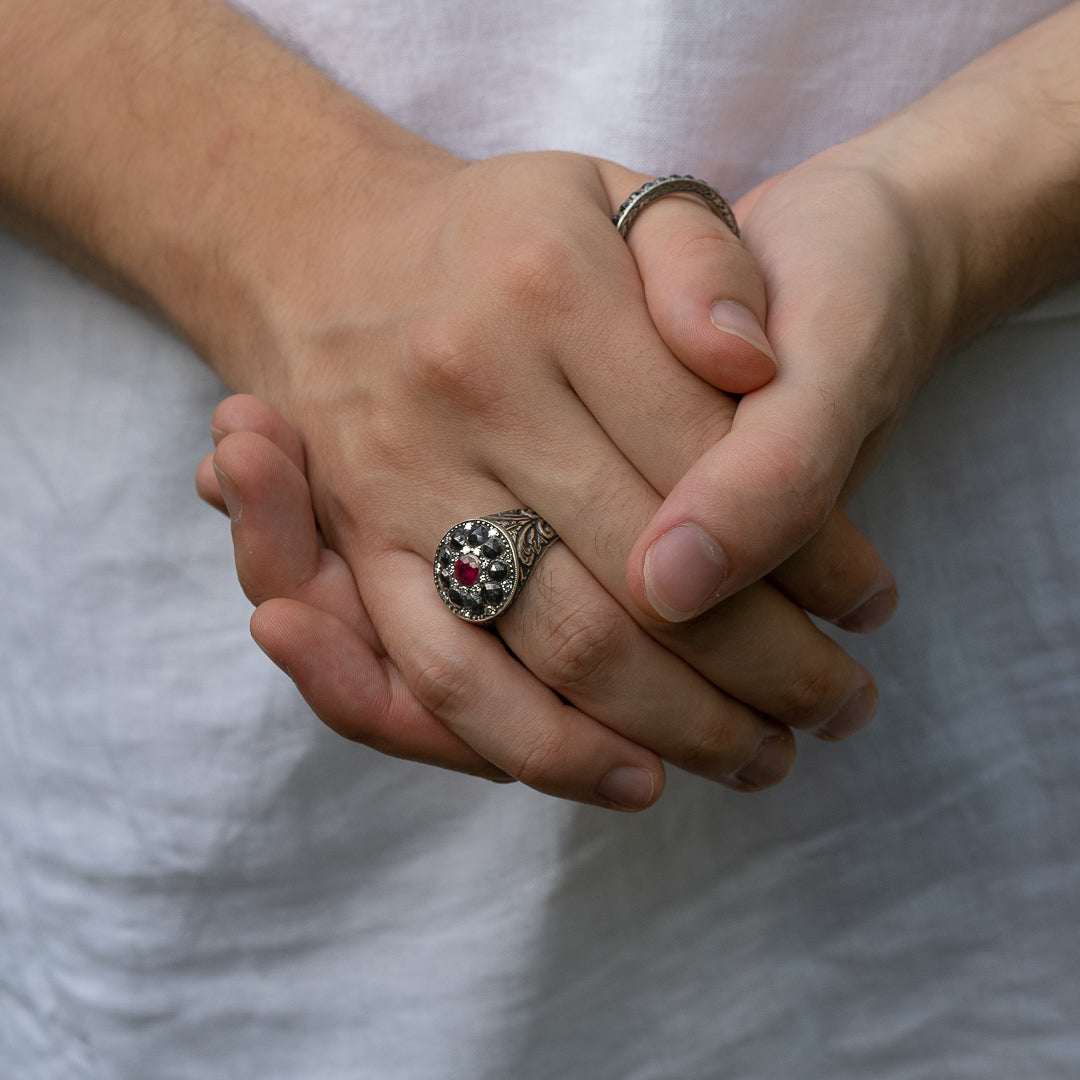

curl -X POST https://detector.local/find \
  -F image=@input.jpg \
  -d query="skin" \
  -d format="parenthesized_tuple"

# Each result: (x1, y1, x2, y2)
(1, 0, 898, 810)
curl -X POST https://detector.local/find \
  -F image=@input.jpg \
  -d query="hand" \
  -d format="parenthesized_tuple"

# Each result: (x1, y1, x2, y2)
(198, 371, 888, 814)
(627, 4, 1080, 623)
(624, 150, 937, 624)
(179, 96, 895, 815)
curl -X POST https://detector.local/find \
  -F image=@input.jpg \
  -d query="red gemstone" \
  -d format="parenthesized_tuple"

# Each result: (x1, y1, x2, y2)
(454, 555, 480, 587)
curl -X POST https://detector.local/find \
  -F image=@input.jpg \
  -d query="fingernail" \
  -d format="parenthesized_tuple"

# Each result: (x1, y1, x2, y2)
(213, 463, 242, 523)
(709, 300, 776, 363)
(597, 766, 657, 811)
(817, 682, 878, 741)
(210, 425, 226, 445)
(644, 523, 728, 622)
(732, 735, 791, 791)
(836, 586, 899, 633)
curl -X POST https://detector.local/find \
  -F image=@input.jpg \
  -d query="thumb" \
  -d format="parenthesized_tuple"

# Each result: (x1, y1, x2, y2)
(615, 173, 776, 394)
(627, 381, 862, 622)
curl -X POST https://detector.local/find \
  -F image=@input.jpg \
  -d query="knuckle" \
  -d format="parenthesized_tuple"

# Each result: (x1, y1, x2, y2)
(778, 535, 869, 622)
(508, 724, 571, 791)
(497, 233, 590, 327)
(411, 651, 475, 719)
(805, 550, 871, 620)
(813, 540, 862, 599)
(398, 317, 534, 442)
(677, 227, 758, 282)
(534, 597, 626, 696)
(402, 318, 503, 413)
(675, 710, 747, 779)
(783, 460, 833, 539)
(681, 405, 737, 465)
(545, 463, 643, 561)
(772, 658, 848, 729)
(745, 436, 835, 541)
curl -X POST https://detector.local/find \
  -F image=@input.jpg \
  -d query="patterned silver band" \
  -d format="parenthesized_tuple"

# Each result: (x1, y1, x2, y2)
(434, 509, 559, 624)
(613, 175, 740, 240)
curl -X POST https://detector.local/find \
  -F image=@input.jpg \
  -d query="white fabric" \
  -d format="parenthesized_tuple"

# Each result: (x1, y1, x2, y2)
(2, 3, 1078, 1077)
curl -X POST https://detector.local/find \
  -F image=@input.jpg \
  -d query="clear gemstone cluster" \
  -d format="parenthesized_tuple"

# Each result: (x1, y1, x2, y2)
(434, 520, 515, 622)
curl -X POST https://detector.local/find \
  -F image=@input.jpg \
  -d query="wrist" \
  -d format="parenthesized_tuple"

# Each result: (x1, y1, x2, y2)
(848, 8, 1080, 353)
(158, 90, 464, 399)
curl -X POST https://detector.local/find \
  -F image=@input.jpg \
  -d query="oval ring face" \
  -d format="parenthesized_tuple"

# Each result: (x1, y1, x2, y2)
(433, 510, 558, 625)
(434, 519, 520, 624)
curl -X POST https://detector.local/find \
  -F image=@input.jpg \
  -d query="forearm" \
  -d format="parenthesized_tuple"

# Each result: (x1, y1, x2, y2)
(850, 2, 1080, 352)
(0, 0, 458, 387)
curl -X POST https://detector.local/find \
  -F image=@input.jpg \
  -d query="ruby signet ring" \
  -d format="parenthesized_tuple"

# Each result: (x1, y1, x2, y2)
(434, 509, 558, 624)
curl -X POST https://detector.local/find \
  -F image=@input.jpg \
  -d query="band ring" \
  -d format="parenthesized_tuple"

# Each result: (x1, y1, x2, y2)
(613, 175, 739, 240)
(434, 509, 559, 624)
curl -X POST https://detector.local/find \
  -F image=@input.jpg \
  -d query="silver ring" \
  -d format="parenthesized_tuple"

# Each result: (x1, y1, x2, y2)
(613, 175, 739, 240)
(434, 509, 558, 624)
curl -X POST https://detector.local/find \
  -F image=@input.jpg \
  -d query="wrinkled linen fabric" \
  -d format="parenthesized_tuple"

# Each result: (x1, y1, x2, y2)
(2, 2, 1078, 1077)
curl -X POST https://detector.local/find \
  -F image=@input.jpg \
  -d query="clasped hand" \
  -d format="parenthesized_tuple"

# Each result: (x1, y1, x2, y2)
(197, 146, 930, 811)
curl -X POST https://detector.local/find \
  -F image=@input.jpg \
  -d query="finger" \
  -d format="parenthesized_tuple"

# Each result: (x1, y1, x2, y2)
(212, 431, 321, 606)
(213, 430, 389, 641)
(770, 508, 899, 633)
(590, 164, 894, 629)
(213, 418, 674, 806)
(626, 378, 867, 623)
(549, 319, 894, 635)
(197, 395, 308, 515)
(623, 188, 776, 394)
(496, 544, 797, 789)
(216, 431, 497, 777)
(221, 414, 797, 790)
(599, 163, 775, 395)
(250, 597, 497, 777)
(518, 237, 892, 631)
(654, 581, 880, 741)
(195, 451, 227, 513)
(223, 398, 797, 794)
(211, 393, 307, 472)
(623, 166, 924, 625)
(485, 381, 875, 737)
(359, 549, 669, 811)
(321, 445, 791, 799)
